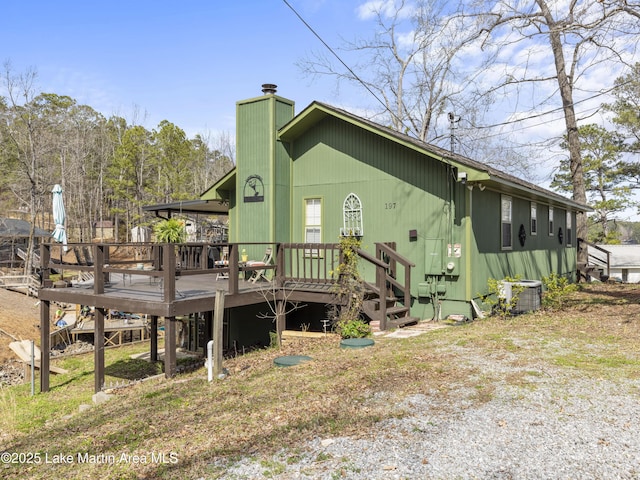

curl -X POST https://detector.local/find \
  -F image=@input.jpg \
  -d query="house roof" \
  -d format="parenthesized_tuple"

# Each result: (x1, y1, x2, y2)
(143, 166, 235, 217)
(279, 101, 591, 212)
(597, 244, 640, 268)
(200, 167, 236, 203)
(142, 199, 229, 217)
(0, 218, 51, 238)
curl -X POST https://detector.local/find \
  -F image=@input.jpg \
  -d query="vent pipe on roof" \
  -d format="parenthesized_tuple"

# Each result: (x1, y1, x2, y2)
(261, 84, 277, 95)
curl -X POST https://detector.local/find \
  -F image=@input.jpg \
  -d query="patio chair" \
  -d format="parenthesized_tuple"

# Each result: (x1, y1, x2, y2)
(246, 247, 273, 284)
(215, 246, 229, 280)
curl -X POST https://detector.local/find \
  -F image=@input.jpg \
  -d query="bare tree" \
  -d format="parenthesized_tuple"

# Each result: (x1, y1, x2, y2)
(299, 0, 482, 143)
(256, 280, 307, 347)
(0, 63, 50, 275)
(191, 130, 235, 195)
(465, 0, 640, 264)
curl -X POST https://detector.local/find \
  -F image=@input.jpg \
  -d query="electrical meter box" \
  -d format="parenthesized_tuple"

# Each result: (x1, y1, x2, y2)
(424, 238, 444, 275)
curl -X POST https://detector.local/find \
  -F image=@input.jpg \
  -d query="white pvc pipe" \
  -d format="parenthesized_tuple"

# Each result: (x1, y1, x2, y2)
(207, 340, 214, 382)
(30, 340, 35, 396)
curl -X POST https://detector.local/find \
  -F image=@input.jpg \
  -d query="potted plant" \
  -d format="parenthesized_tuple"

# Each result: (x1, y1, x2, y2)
(153, 218, 186, 243)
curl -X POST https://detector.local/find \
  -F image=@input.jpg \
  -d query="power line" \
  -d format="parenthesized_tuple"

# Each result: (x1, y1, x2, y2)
(283, 0, 633, 144)
(281, 0, 408, 130)
(471, 81, 631, 132)
(281, 1, 387, 111)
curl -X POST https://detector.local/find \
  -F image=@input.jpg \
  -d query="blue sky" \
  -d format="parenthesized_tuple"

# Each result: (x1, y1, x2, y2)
(4, 0, 639, 220)
(2, 0, 628, 147)
(2, 0, 372, 136)
(5, 0, 640, 219)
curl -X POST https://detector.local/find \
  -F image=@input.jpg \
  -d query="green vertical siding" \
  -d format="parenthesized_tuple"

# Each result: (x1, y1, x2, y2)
(289, 117, 468, 320)
(234, 94, 294, 252)
(230, 97, 580, 322)
(469, 188, 577, 300)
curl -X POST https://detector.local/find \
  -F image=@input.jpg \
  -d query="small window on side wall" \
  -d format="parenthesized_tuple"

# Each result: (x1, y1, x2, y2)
(531, 202, 537, 235)
(501, 195, 512, 250)
(566, 211, 572, 246)
(549, 206, 554, 236)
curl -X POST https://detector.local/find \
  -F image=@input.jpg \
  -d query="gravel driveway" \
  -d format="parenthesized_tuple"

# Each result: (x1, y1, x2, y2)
(213, 360, 640, 479)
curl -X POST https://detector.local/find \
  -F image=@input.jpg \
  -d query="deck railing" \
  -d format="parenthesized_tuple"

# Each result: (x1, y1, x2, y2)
(40, 242, 280, 301)
(40, 241, 413, 321)
(277, 243, 341, 286)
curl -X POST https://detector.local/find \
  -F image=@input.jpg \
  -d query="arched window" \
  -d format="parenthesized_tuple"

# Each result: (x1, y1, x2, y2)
(341, 193, 363, 237)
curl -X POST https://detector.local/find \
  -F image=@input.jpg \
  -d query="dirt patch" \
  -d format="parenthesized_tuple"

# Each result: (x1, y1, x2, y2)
(0, 289, 42, 364)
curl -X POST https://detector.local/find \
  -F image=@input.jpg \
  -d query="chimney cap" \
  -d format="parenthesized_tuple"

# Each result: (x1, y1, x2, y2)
(261, 83, 277, 95)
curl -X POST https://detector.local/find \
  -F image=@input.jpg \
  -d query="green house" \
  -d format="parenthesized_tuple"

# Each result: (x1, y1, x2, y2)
(202, 87, 588, 321)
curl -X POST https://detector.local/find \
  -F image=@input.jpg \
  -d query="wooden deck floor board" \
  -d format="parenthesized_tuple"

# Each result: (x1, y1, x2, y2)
(38, 271, 337, 317)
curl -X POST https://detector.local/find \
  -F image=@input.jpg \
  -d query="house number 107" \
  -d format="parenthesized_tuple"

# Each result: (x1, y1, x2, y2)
(385, 202, 397, 209)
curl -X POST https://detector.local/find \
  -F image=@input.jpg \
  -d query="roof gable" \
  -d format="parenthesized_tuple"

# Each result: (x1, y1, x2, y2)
(200, 167, 236, 202)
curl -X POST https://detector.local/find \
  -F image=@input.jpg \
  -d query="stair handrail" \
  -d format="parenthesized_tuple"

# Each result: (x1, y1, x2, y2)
(356, 243, 414, 331)
(376, 243, 415, 320)
(355, 247, 387, 269)
(578, 238, 610, 279)
(356, 247, 389, 329)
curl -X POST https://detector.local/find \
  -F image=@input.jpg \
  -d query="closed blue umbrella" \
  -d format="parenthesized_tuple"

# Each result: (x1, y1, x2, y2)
(51, 184, 67, 252)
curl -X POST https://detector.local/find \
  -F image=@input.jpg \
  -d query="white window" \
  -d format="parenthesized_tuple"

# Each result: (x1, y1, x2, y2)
(530, 203, 537, 235)
(566, 211, 572, 246)
(549, 206, 554, 236)
(305, 198, 322, 244)
(501, 195, 512, 250)
(341, 193, 363, 236)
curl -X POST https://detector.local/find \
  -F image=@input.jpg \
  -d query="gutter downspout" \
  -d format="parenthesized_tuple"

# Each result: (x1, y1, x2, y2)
(466, 187, 473, 304)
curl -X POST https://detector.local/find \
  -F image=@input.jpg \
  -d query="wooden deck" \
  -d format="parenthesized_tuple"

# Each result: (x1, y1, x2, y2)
(37, 241, 414, 394)
(39, 271, 280, 316)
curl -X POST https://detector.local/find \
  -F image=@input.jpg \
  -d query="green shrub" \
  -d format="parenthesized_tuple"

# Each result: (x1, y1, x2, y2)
(484, 275, 525, 319)
(332, 236, 370, 338)
(542, 272, 578, 310)
(336, 318, 371, 339)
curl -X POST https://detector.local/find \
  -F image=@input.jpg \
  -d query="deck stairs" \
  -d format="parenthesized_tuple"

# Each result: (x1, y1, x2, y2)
(0, 273, 40, 297)
(16, 247, 41, 269)
(362, 282, 418, 332)
(358, 243, 419, 332)
(578, 239, 611, 282)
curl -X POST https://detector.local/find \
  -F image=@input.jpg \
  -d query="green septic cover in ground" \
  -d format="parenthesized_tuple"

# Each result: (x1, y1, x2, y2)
(340, 338, 375, 349)
(273, 355, 313, 367)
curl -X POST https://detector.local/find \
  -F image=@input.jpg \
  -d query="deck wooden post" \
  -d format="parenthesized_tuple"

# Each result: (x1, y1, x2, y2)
(213, 290, 224, 376)
(94, 307, 106, 392)
(152, 244, 161, 270)
(275, 243, 285, 287)
(377, 262, 387, 331)
(164, 316, 177, 377)
(162, 245, 176, 302)
(40, 300, 50, 393)
(103, 245, 110, 285)
(150, 315, 158, 362)
(94, 244, 105, 294)
(40, 243, 51, 287)
(228, 244, 239, 295)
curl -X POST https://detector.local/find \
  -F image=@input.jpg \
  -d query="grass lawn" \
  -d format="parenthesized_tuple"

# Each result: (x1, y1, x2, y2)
(1, 283, 639, 479)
